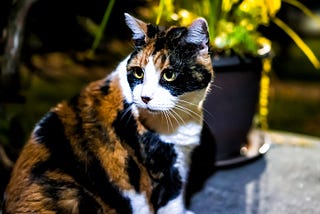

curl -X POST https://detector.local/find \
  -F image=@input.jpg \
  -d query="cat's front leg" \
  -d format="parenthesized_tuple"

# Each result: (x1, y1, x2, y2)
(157, 194, 191, 214)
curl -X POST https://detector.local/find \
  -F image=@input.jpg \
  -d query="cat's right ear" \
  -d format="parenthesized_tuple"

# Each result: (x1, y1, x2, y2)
(124, 13, 148, 46)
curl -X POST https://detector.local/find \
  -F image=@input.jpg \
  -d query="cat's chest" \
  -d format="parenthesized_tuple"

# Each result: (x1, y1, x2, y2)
(159, 122, 202, 181)
(159, 122, 202, 146)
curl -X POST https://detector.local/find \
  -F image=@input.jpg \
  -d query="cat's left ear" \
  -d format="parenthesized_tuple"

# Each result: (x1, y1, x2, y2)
(186, 18, 209, 54)
(124, 13, 148, 45)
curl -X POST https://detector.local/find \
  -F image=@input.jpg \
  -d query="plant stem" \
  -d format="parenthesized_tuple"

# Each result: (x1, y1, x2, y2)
(283, 0, 320, 26)
(272, 17, 320, 70)
(89, 0, 116, 56)
(156, 0, 165, 25)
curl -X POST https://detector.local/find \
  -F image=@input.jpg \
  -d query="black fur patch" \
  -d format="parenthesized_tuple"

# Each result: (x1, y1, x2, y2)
(152, 27, 187, 54)
(160, 63, 212, 96)
(147, 24, 159, 39)
(133, 38, 146, 49)
(127, 157, 141, 192)
(141, 132, 182, 211)
(32, 111, 133, 213)
(100, 79, 111, 95)
(165, 27, 188, 49)
(113, 101, 141, 159)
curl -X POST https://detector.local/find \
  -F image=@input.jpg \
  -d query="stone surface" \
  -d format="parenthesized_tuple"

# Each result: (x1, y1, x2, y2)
(190, 131, 320, 214)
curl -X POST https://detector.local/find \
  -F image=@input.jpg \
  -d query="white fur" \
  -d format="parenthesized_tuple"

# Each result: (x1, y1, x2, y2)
(132, 56, 177, 111)
(157, 194, 185, 214)
(160, 122, 202, 181)
(117, 56, 134, 103)
(123, 190, 152, 214)
(159, 122, 202, 146)
(159, 123, 202, 214)
(115, 56, 142, 116)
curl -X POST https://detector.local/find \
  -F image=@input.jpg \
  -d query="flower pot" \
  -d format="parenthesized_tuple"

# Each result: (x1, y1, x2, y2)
(203, 54, 267, 166)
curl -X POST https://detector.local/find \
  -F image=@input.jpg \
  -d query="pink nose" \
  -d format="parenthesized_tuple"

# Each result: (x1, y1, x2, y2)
(141, 96, 151, 104)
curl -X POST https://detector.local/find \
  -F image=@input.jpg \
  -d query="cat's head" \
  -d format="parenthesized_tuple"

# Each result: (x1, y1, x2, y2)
(124, 13, 213, 127)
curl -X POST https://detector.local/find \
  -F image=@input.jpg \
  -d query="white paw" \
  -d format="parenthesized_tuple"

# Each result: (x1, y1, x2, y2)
(186, 210, 195, 214)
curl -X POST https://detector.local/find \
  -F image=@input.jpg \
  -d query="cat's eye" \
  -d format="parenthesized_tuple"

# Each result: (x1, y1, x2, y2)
(132, 67, 144, 79)
(163, 69, 176, 82)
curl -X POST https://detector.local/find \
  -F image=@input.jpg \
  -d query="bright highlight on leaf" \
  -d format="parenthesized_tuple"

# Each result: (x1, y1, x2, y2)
(265, 0, 281, 17)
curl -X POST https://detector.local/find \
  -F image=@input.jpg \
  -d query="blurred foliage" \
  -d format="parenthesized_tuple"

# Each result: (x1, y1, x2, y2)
(141, 0, 320, 69)
(269, 83, 320, 137)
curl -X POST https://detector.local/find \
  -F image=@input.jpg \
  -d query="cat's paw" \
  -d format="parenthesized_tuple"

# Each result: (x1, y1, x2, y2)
(186, 210, 195, 214)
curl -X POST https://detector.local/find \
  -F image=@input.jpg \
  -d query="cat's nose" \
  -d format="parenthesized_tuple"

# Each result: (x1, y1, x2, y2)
(141, 96, 151, 104)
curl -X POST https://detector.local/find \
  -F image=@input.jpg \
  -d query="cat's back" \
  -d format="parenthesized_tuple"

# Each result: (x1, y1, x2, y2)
(4, 74, 138, 213)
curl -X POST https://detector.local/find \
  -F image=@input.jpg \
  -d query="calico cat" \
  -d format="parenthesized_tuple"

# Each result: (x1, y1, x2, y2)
(3, 13, 213, 214)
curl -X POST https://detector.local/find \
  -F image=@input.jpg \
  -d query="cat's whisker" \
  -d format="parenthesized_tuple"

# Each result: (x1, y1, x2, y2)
(164, 111, 172, 133)
(175, 104, 212, 127)
(165, 109, 177, 132)
(119, 105, 132, 121)
(169, 108, 186, 127)
(178, 99, 214, 121)
(211, 83, 222, 90)
(161, 110, 173, 133)
(166, 109, 183, 129)
(128, 41, 135, 50)
(175, 107, 201, 124)
(166, 110, 176, 132)
(176, 106, 193, 121)
(177, 99, 198, 106)
(119, 104, 134, 126)
(202, 106, 215, 121)
(175, 104, 202, 120)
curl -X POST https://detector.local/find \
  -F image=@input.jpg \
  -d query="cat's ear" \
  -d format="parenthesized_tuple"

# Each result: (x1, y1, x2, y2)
(186, 18, 209, 54)
(124, 13, 148, 44)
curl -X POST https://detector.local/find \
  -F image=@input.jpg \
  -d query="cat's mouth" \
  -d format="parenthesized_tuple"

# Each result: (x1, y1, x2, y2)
(136, 105, 165, 115)
(146, 107, 162, 114)
(133, 98, 175, 114)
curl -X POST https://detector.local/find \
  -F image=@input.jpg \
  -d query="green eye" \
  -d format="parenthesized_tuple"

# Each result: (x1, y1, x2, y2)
(132, 67, 144, 79)
(163, 69, 176, 82)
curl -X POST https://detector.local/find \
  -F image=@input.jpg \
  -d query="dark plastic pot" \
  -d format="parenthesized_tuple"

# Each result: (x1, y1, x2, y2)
(203, 54, 264, 165)
(186, 55, 267, 204)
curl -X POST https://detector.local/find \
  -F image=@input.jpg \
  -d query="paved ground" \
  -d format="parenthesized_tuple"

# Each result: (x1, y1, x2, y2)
(190, 131, 320, 214)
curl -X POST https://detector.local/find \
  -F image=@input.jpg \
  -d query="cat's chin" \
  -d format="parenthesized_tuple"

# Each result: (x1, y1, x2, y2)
(147, 108, 161, 114)
(134, 102, 173, 115)
(138, 107, 163, 115)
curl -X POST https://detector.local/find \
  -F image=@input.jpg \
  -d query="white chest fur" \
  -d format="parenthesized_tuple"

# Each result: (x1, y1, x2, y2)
(159, 122, 202, 181)
(159, 122, 202, 146)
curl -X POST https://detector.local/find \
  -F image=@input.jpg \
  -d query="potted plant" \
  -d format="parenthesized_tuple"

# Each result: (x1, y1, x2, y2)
(138, 0, 320, 166)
